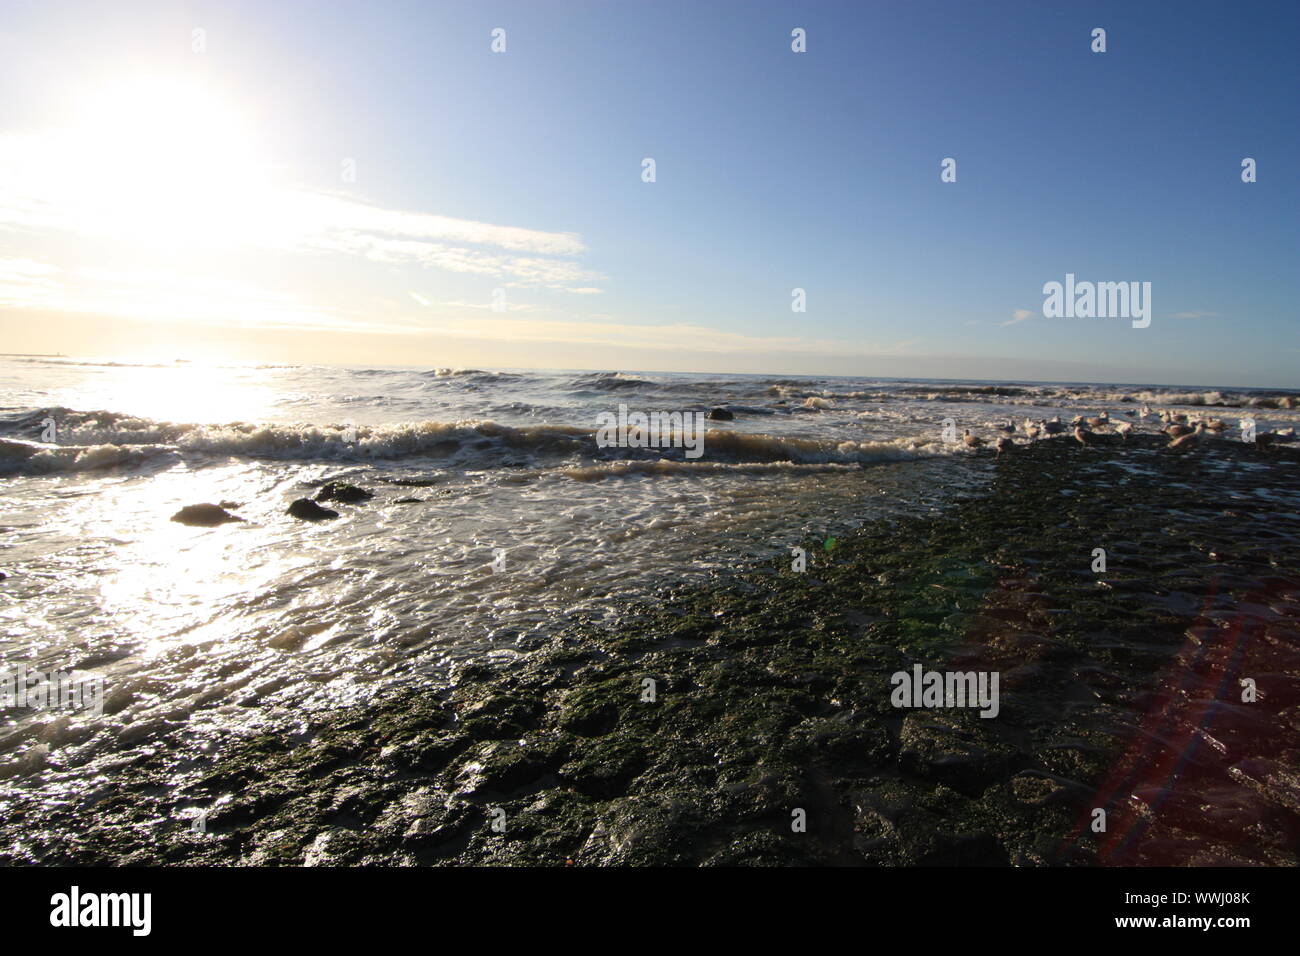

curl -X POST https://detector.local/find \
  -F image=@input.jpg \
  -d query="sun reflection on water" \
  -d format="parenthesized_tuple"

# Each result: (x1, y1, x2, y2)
(89, 466, 305, 656)
(53, 361, 285, 425)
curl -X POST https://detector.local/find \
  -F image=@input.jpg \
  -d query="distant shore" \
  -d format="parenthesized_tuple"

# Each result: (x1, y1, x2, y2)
(3, 434, 1299, 865)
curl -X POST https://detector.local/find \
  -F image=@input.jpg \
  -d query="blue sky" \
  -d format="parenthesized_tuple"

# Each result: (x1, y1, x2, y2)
(0, 0, 1296, 386)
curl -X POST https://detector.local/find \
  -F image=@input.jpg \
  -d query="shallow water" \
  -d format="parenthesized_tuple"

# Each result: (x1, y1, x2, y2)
(2, 357, 1298, 794)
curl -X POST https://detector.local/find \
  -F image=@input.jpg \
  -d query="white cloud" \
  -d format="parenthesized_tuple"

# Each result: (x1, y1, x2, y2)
(0, 126, 601, 293)
(1000, 308, 1035, 327)
(289, 191, 586, 256)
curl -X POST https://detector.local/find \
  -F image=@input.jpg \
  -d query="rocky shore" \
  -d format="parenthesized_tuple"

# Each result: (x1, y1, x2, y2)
(3, 435, 1299, 866)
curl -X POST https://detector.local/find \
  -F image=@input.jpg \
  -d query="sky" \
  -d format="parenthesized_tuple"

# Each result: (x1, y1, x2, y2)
(0, 0, 1296, 386)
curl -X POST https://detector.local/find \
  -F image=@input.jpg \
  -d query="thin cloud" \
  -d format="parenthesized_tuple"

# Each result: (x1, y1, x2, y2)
(414, 315, 921, 357)
(0, 128, 601, 292)
(410, 296, 560, 314)
(0, 260, 377, 334)
(1000, 308, 1035, 327)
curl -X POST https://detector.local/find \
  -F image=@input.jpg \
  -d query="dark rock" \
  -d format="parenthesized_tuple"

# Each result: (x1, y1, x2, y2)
(449, 662, 493, 685)
(315, 481, 374, 504)
(381, 732, 468, 773)
(394, 497, 423, 504)
(170, 503, 244, 527)
(898, 712, 1017, 795)
(706, 406, 734, 421)
(554, 686, 620, 736)
(455, 739, 561, 796)
(288, 498, 339, 521)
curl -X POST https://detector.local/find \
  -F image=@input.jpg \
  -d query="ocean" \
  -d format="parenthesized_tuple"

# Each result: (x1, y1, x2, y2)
(2, 355, 1299, 820)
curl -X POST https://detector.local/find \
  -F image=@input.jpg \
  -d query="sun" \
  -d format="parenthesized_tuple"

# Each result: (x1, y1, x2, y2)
(56, 75, 276, 250)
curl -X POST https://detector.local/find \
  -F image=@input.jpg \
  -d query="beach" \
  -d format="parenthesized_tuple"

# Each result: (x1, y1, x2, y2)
(2, 363, 1298, 865)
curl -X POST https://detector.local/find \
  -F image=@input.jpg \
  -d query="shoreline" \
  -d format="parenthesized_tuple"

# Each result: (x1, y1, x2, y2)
(3, 435, 1299, 866)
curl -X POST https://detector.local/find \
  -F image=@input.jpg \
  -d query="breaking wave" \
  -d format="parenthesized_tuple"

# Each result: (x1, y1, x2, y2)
(0, 438, 179, 476)
(0, 407, 964, 477)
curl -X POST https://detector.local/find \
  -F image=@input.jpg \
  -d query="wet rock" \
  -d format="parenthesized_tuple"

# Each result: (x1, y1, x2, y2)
(0, 744, 49, 779)
(554, 684, 621, 737)
(852, 781, 1008, 866)
(171, 503, 244, 527)
(1007, 770, 1091, 809)
(579, 795, 710, 866)
(394, 497, 423, 504)
(302, 828, 370, 866)
(455, 739, 561, 797)
(387, 791, 472, 851)
(315, 481, 374, 504)
(558, 737, 649, 799)
(380, 731, 467, 773)
(288, 498, 339, 521)
(788, 714, 894, 775)
(449, 661, 494, 686)
(706, 406, 734, 421)
(898, 712, 1018, 794)
(1228, 758, 1300, 814)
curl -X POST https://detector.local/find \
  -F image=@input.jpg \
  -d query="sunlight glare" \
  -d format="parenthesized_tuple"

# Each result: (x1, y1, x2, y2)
(60, 76, 278, 250)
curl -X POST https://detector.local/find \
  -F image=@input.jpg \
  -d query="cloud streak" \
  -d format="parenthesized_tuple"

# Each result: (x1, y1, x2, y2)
(416, 315, 919, 357)
(0, 259, 390, 334)
(0, 127, 603, 293)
